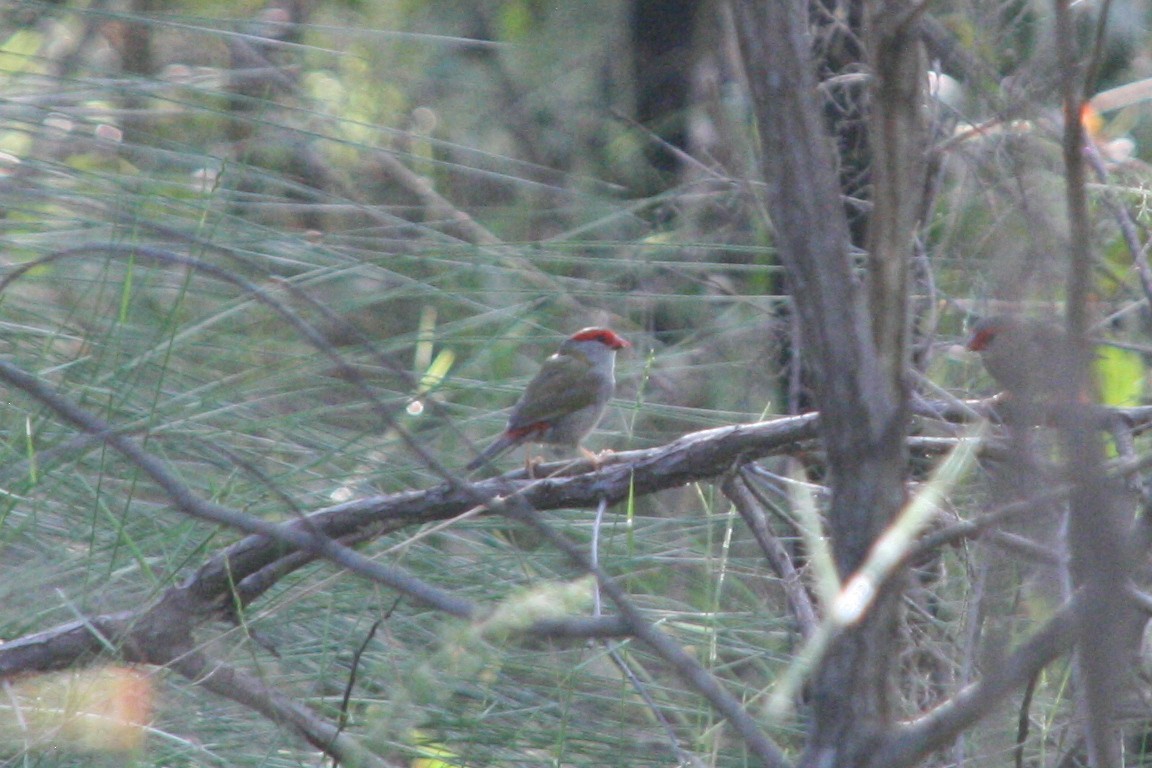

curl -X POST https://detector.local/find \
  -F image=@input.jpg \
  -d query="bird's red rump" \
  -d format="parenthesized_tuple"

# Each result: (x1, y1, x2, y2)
(507, 422, 550, 439)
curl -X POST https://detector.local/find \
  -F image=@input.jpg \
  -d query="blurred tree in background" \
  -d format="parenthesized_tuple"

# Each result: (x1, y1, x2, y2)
(0, 0, 1150, 766)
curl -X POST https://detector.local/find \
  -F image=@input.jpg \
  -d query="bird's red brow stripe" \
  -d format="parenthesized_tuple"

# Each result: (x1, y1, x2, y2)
(570, 329, 628, 347)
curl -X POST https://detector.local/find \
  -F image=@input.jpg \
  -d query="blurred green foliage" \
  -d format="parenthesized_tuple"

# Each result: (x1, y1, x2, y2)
(0, 0, 1150, 765)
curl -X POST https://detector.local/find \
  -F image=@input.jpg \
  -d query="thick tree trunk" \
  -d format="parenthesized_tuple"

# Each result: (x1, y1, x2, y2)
(731, 0, 924, 763)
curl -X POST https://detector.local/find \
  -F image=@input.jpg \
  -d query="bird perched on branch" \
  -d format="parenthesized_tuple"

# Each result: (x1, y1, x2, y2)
(466, 327, 630, 472)
(966, 315, 1084, 405)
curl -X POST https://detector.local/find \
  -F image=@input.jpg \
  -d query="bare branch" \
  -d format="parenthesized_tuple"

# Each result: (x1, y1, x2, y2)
(724, 473, 819, 639)
(0, 411, 822, 677)
(731, 0, 921, 761)
(1054, 1, 1141, 765)
(498, 502, 793, 768)
(0, 358, 478, 620)
(169, 650, 400, 768)
(871, 596, 1079, 767)
(865, 0, 927, 386)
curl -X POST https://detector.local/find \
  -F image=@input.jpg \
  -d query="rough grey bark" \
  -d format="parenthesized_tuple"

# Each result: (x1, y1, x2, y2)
(731, 0, 923, 763)
(1053, 2, 1142, 764)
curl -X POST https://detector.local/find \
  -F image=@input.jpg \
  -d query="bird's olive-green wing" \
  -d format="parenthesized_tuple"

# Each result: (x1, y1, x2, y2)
(506, 353, 599, 430)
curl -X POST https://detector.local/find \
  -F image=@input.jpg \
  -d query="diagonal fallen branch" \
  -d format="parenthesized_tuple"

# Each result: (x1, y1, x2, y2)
(9, 398, 1152, 680)
(0, 411, 823, 767)
(4, 386, 1152, 766)
(0, 411, 822, 678)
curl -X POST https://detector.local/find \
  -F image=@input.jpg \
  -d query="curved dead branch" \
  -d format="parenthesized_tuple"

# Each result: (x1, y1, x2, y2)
(4, 385, 1152, 767)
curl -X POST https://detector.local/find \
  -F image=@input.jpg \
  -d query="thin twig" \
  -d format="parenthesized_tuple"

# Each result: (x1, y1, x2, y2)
(871, 595, 1080, 767)
(169, 650, 395, 768)
(501, 501, 792, 768)
(1082, 141, 1152, 308)
(725, 472, 819, 639)
(0, 358, 477, 619)
(1015, 671, 1039, 768)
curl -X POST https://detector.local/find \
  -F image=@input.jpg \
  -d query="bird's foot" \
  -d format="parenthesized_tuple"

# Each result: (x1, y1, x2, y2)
(581, 446, 615, 470)
(523, 454, 545, 479)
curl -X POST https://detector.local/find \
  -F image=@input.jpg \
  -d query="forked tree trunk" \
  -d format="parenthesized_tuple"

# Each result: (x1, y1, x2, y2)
(730, 0, 925, 764)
